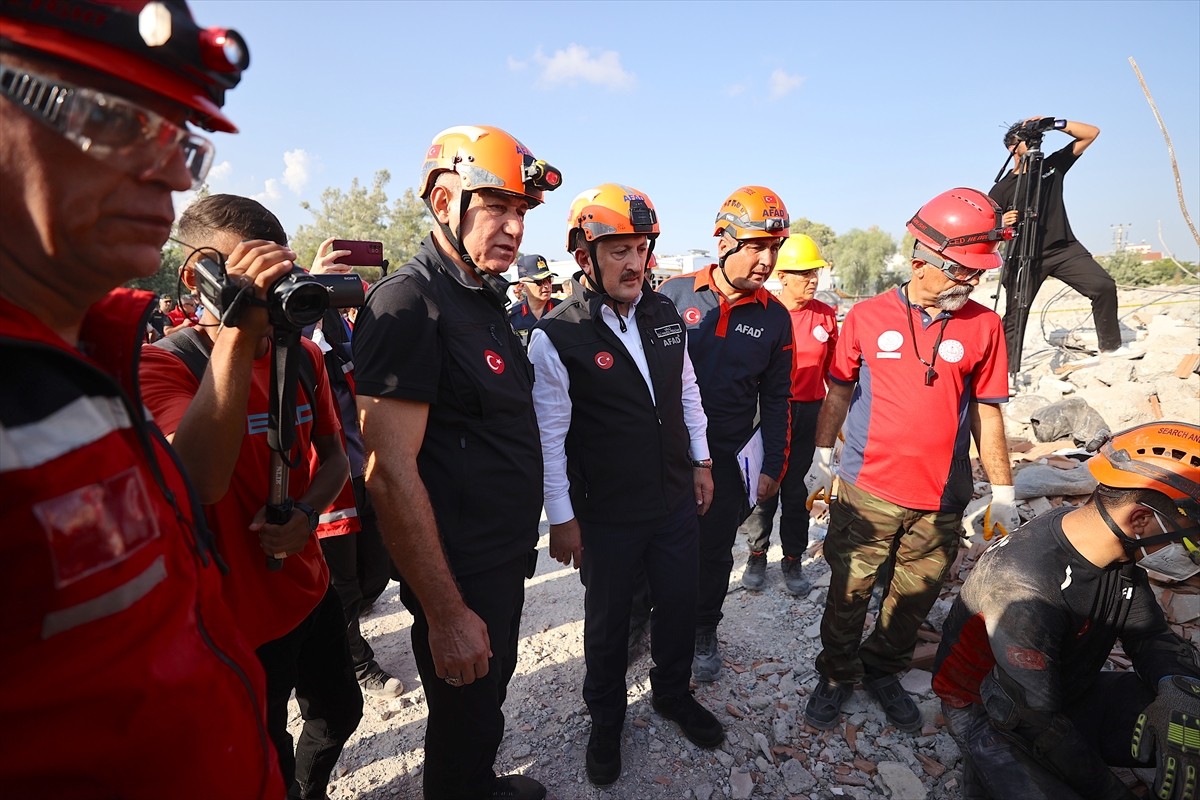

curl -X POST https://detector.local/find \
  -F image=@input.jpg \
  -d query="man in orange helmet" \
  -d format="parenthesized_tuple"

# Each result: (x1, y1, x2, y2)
(932, 421, 1200, 800)
(802, 188, 1019, 734)
(353, 126, 560, 800)
(659, 186, 795, 683)
(0, 1, 282, 796)
(531, 184, 722, 787)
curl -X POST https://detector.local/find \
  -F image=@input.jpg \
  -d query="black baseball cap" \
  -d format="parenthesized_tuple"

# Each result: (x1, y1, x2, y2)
(516, 254, 553, 282)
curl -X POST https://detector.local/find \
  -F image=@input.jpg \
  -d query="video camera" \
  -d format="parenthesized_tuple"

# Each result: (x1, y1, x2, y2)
(194, 256, 365, 331)
(1008, 117, 1059, 149)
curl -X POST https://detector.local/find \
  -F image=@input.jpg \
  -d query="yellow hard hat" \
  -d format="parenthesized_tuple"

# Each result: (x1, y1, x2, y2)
(775, 234, 829, 272)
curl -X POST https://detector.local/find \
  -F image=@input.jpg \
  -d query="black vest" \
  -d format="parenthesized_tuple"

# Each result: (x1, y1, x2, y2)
(538, 281, 693, 524)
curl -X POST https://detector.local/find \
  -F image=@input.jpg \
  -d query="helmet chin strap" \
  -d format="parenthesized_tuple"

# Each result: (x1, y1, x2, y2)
(1094, 490, 1200, 551)
(581, 238, 657, 334)
(426, 190, 507, 302)
(717, 230, 744, 289)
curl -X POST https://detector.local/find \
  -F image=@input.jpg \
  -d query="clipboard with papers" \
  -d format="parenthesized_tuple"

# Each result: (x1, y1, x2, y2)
(737, 426, 764, 511)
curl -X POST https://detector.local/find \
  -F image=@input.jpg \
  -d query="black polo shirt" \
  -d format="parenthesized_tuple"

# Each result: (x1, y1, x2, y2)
(352, 235, 542, 577)
(990, 144, 1080, 249)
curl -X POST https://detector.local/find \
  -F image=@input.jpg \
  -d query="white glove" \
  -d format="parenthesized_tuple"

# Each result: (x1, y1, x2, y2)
(984, 484, 1019, 540)
(804, 447, 837, 510)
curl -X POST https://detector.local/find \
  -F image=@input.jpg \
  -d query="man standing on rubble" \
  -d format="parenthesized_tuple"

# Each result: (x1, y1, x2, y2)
(932, 421, 1200, 800)
(802, 188, 1020, 734)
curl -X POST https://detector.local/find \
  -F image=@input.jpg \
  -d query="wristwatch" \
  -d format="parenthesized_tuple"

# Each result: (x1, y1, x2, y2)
(691, 458, 713, 469)
(293, 501, 319, 533)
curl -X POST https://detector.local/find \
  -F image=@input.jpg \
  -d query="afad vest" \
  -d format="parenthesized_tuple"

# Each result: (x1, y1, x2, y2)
(538, 281, 692, 524)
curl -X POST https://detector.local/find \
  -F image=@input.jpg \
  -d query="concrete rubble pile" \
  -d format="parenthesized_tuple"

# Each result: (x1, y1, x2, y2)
(304, 281, 1197, 799)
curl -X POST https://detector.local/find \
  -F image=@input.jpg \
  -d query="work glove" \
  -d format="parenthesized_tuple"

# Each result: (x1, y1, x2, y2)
(983, 484, 1020, 541)
(1132, 675, 1200, 800)
(804, 446, 836, 511)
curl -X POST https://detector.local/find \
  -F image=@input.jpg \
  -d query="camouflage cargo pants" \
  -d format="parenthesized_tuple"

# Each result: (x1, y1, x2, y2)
(815, 479, 963, 683)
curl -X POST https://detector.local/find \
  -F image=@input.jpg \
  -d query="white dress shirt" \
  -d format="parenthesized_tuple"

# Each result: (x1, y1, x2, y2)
(529, 292, 709, 526)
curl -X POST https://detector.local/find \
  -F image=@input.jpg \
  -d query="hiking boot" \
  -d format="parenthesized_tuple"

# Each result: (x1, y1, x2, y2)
(781, 556, 811, 596)
(692, 628, 721, 683)
(652, 692, 725, 748)
(863, 672, 922, 733)
(803, 676, 853, 730)
(491, 774, 546, 800)
(357, 663, 404, 699)
(585, 722, 622, 786)
(741, 550, 767, 590)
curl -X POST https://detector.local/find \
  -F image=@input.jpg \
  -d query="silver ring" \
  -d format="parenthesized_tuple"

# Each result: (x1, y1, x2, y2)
(444, 675, 463, 687)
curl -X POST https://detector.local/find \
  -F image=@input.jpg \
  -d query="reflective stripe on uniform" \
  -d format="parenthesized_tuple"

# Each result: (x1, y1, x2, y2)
(319, 508, 359, 524)
(0, 394, 132, 473)
(41, 556, 167, 639)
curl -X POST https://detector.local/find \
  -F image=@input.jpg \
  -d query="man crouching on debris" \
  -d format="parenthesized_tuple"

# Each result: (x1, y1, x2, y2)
(932, 421, 1200, 800)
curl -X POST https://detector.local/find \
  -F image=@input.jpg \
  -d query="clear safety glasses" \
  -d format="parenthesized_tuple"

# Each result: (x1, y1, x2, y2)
(916, 247, 986, 284)
(0, 64, 215, 189)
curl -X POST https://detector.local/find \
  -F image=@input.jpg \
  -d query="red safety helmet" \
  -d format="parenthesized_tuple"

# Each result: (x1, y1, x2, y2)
(0, 0, 248, 133)
(906, 188, 1012, 271)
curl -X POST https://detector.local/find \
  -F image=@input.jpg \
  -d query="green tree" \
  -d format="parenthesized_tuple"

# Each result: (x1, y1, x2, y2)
(291, 170, 431, 277)
(829, 226, 897, 296)
(789, 217, 838, 255)
(1100, 252, 1198, 287)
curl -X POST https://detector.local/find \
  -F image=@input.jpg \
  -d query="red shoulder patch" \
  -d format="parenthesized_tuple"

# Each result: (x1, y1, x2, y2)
(1005, 646, 1047, 671)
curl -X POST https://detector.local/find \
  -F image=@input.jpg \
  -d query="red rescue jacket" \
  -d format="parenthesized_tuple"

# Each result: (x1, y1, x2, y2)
(0, 290, 284, 799)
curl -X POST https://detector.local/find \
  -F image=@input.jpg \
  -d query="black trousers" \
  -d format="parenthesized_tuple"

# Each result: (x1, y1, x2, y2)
(580, 497, 699, 728)
(257, 586, 364, 800)
(697, 454, 752, 631)
(320, 476, 392, 674)
(943, 671, 1153, 800)
(1004, 240, 1122, 361)
(401, 552, 531, 799)
(739, 400, 822, 558)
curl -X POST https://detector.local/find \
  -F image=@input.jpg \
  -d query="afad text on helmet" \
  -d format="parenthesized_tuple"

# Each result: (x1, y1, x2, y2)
(762, 208, 787, 219)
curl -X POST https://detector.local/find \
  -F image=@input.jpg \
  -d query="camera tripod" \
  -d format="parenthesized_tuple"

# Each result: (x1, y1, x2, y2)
(993, 131, 1047, 380)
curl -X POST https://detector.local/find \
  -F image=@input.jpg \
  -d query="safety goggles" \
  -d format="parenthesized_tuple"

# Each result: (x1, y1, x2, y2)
(0, 64, 214, 189)
(916, 247, 986, 284)
(783, 269, 821, 281)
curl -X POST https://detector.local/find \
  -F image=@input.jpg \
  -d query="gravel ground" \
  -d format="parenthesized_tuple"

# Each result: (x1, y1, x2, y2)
(301, 510, 972, 800)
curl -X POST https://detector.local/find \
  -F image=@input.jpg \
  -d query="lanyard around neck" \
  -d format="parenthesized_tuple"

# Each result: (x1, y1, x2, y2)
(902, 288, 950, 386)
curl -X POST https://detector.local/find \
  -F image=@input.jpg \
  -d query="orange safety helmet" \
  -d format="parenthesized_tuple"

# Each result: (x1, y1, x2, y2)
(713, 186, 790, 240)
(565, 183, 660, 251)
(419, 125, 561, 207)
(1089, 422, 1200, 512)
(906, 188, 1013, 272)
(0, 0, 248, 133)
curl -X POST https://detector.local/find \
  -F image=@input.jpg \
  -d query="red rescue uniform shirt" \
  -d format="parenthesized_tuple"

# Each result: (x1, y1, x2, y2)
(141, 337, 338, 647)
(787, 298, 838, 402)
(830, 287, 1008, 512)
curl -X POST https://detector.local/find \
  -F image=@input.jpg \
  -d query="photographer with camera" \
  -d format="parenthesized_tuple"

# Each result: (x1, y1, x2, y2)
(141, 194, 362, 800)
(0, 1, 285, 795)
(353, 125, 560, 800)
(991, 117, 1137, 365)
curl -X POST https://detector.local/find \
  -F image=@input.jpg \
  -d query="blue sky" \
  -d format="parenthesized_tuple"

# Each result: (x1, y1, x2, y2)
(191, 0, 1200, 264)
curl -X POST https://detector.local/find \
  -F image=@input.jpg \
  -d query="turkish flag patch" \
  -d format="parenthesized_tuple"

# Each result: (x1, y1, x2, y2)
(594, 351, 614, 370)
(484, 349, 505, 374)
(683, 307, 702, 325)
(1005, 646, 1047, 671)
